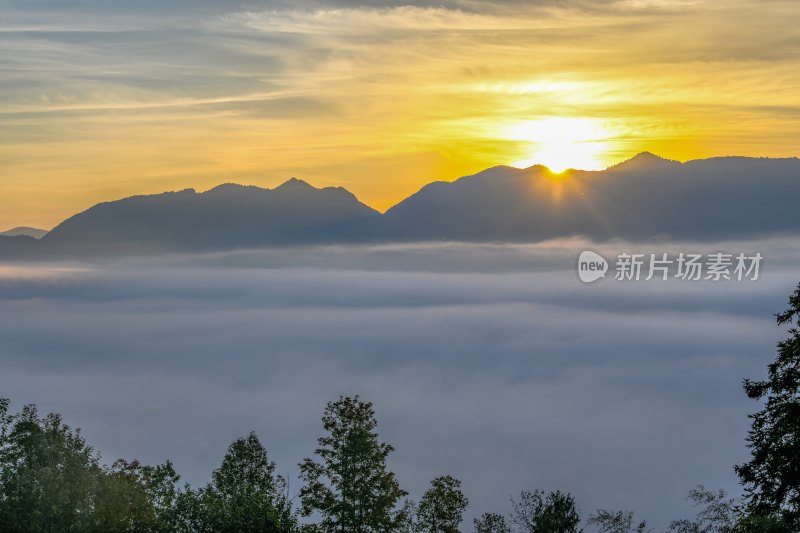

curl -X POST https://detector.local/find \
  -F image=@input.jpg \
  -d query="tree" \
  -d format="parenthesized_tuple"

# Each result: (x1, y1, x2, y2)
(187, 432, 297, 533)
(299, 396, 407, 532)
(510, 489, 581, 533)
(0, 400, 166, 532)
(396, 499, 418, 533)
(735, 512, 791, 532)
(473, 512, 511, 533)
(140, 460, 182, 532)
(666, 486, 792, 533)
(668, 486, 738, 533)
(736, 283, 800, 528)
(415, 475, 469, 533)
(0, 402, 102, 531)
(93, 459, 160, 532)
(588, 509, 650, 533)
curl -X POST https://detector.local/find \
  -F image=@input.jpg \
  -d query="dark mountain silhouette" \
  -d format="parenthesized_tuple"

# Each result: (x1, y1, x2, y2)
(0, 226, 48, 239)
(382, 154, 800, 241)
(39, 179, 380, 255)
(606, 150, 678, 171)
(2, 154, 799, 258)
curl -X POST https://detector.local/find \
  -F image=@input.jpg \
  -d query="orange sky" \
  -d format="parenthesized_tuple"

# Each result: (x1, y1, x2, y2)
(1, 0, 799, 229)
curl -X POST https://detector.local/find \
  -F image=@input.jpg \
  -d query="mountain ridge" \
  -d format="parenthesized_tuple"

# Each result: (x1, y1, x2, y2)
(3, 153, 800, 258)
(0, 226, 48, 239)
(41, 177, 380, 254)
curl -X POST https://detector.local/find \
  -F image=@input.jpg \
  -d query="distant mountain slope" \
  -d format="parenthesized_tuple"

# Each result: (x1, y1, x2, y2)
(2, 153, 799, 258)
(382, 153, 800, 241)
(41, 179, 380, 254)
(0, 227, 48, 239)
(0, 234, 38, 254)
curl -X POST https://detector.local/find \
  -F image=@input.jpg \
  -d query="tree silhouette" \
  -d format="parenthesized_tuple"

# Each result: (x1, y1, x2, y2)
(588, 509, 650, 533)
(0, 400, 166, 532)
(736, 283, 800, 528)
(415, 475, 468, 532)
(299, 396, 407, 532)
(191, 432, 296, 532)
(473, 512, 511, 533)
(510, 489, 581, 533)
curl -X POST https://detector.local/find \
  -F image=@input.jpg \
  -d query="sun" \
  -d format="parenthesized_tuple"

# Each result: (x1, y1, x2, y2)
(504, 118, 611, 173)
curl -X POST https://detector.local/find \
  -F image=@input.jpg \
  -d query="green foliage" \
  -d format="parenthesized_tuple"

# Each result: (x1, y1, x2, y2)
(0, 403, 99, 531)
(588, 509, 650, 533)
(511, 490, 581, 533)
(736, 283, 800, 528)
(168, 432, 297, 533)
(0, 399, 296, 532)
(473, 512, 511, 533)
(510, 489, 581, 533)
(0, 401, 166, 532)
(196, 432, 296, 532)
(299, 395, 407, 532)
(735, 511, 791, 532)
(140, 460, 181, 531)
(415, 475, 469, 533)
(93, 459, 162, 532)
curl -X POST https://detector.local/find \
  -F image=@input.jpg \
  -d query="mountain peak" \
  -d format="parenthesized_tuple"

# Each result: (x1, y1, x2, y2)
(0, 226, 48, 239)
(635, 151, 668, 162)
(275, 177, 315, 191)
(611, 152, 679, 170)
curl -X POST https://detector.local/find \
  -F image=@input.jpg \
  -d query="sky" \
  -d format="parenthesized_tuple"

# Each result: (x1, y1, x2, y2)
(1, 0, 800, 229)
(1, 238, 797, 529)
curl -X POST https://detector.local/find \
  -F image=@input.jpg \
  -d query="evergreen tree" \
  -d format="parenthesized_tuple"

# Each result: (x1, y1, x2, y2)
(185, 432, 297, 533)
(299, 396, 407, 532)
(736, 283, 800, 528)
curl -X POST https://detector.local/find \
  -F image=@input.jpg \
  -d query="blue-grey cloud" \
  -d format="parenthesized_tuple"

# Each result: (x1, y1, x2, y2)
(1, 239, 797, 529)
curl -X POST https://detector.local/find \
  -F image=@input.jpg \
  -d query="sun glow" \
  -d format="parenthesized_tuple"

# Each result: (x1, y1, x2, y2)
(506, 118, 612, 173)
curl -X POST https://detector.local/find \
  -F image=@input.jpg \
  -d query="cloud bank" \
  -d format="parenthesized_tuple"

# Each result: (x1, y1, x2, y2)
(1, 238, 798, 528)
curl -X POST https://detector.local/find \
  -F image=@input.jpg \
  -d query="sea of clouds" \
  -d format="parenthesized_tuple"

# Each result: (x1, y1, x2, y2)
(1, 238, 799, 529)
